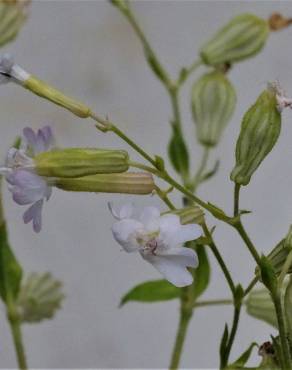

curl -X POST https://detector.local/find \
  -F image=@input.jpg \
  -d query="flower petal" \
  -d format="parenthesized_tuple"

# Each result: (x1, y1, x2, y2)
(139, 206, 160, 231)
(23, 127, 37, 152)
(108, 202, 133, 220)
(7, 170, 50, 205)
(40, 126, 54, 150)
(170, 224, 202, 247)
(111, 219, 143, 252)
(23, 199, 43, 233)
(142, 247, 198, 287)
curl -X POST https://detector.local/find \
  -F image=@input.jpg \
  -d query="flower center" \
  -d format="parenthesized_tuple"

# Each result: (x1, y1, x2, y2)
(136, 231, 162, 256)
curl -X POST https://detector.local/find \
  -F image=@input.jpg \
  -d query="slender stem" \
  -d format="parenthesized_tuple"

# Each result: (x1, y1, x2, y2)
(169, 308, 192, 370)
(177, 59, 202, 86)
(233, 183, 241, 217)
(7, 301, 27, 370)
(192, 147, 210, 191)
(233, 221, 261, 265)
(244, 276, 258, 297)
(279, 249, 292, 286)
(154, 185, 176, 210)
(273, 292, 291, 369)
(222, 306, 241, 368)
(90, 112, 157, 167)
(202, 222, 236, 295)
(193, 299, 233, 308)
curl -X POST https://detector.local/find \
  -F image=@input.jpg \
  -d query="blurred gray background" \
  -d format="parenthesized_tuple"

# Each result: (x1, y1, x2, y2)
(0, 0, 292, 368)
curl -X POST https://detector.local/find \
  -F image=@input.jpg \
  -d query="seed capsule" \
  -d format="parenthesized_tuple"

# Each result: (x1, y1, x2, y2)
(230, 88, 281, 186)
(0, 1, 29, 47)
(200, 13, 269, 66)
(34, 148, 129, 178)
(191, 71, 236, 147)
(55, 172, 155, 194)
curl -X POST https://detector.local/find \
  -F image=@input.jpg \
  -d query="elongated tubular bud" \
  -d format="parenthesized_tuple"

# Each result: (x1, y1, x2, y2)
(191, 71, 236, 147)
(230, 89, 281, 186)
(0, 1, 28, 47)
(24, 76, 91, 118)
(246, 287, 277, 328)
(55, 172, 155, 195)
(35, 148, 129, 178)
(200, 14, 269, 66)
(170, 206, 205, 225)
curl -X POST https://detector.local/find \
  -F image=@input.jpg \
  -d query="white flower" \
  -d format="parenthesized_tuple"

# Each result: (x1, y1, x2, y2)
(268, 81, 292, 112)
(0, 54, 30, 85)
(109, 203, 202, 287)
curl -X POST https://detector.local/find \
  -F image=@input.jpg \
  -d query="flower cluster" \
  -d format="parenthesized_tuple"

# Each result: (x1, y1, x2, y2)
(109, 203, 202, 287)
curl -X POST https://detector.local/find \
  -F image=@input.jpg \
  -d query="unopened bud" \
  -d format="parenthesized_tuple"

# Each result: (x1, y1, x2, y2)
(230, 89, 281, 186)
(0, 0, 30, 47)
(191, 71, 236, 147)
(24, 76, 91, 118)
(55, 172, 155, 195)
(200, 14, 269, 66)
(34, 148, 129, 178)
(17, 272, 64, 323)
(170, 206, 205, 225)
(246, 287, 277, 328)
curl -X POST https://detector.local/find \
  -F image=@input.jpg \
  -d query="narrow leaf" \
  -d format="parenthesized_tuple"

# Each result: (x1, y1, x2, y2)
(168, 126, 189, 177)
(0, 223, 22, 303)
(120, 279, 181, 307)
(229, 342, 258, 368)
(193, 242, 210, 300)
(220, 323, 229, 367)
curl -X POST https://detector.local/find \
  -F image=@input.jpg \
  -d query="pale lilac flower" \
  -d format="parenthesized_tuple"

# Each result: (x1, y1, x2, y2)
(0, 54, 30, 85)
(0, 126, 54, 232)
(109, 203, 202, 287)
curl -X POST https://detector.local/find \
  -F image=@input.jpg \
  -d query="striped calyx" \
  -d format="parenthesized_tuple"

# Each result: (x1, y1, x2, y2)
(191, 70, 236, 147)
(35, 148, 129, 178)
(230, 89, 281, 186)
(0, 1, 29, 47)
(200, 14, 269, 66)
(55, 172, 155, 194)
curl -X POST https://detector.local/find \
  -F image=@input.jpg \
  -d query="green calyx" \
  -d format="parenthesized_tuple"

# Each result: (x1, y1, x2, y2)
(200, 13, 269, 66)
(34, 148, 129, 178)
(55, 172, 155, 195)
(230, 89, 281, 186)
(191, 70, 236, 147)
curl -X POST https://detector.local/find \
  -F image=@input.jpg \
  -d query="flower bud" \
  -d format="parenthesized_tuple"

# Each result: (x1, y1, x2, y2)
(0, 0, 30, 47)
(265, 226, 292, 276)
(230, 89, 281, 186)
(246, 287, 277, 328)
(170, 206, 205, 225)
(17, 272, 64, 323)
(55, 172, 155, 194)
(34, 148, 129, 178)
(191, 71, 236, 147)
(200, 13, 269, 66)
(24, 76, 91, 118)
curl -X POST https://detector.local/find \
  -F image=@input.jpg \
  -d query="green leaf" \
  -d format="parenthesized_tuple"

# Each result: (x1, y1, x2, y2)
(168, 126, 189, 177)
(193, 243, 210, 300)
(0, 223, 22, 303)
(220, 323, 229, 367)
(229, 342, 258, 368)
(200, 160, 220, 183)
(120, 279, 181, 306)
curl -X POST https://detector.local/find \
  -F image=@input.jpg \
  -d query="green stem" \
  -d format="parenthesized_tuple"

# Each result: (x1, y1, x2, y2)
(154, 185, 176, 210)
(244, 276, 258, 297)
(192, 147, 210, 192)
(279, 249, 292, 286)
(202, 222, 236, 295)
(169, 301, 192, 370)
(233, 183, 241, 217)
(233, 221, 261, 265)
(177, 59, 202, 86)
(222, 306, 241, 369)
(7, 300, 27, 370)
(273, 292, 291, 369)
(193, 299, 233, 308)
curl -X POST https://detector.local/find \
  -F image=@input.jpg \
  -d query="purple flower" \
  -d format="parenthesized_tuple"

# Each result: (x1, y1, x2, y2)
(1, 126, 54, 232)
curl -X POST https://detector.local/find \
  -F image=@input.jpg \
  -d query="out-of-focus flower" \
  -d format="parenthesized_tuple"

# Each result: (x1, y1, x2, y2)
(109, 204, 202, 287)
(0, 126, 54, 232)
